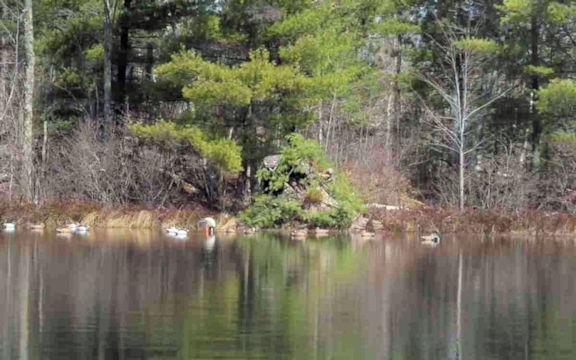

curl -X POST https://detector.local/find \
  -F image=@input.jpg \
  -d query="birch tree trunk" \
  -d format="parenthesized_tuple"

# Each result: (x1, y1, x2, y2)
(459, 148, 465, 211)
(392, 34, 402, 145)
(0, 35, 6, 103)
(22, 0, 35, 201)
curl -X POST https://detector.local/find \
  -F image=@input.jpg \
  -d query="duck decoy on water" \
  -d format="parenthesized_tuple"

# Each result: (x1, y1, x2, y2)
(56, 226, 74, 233)
(76, 225, 90, 232)
(27, 223, 45, 230)
(314, 228, 330, 237)
(176, 228, 188, 236)
(165, 226, 179, 235)
(164, 227, 188, 238)
(3, 222, 15, 230)
(421, 232, 441, 246)
(198, 217, 216, 236)
(291, 229, 308, 241)
(173, 231, 188, 240)
(360, 230, 376, 239)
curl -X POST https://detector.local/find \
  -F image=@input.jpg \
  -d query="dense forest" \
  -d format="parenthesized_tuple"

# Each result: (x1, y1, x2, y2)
(1, 0, 575, 222)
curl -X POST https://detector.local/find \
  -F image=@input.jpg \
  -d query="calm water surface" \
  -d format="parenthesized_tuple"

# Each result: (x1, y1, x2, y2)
(1, 230, 576, 359)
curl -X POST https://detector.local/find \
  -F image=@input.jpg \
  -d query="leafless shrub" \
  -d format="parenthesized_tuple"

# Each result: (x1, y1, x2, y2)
(346, 143, 414, 206)
(43, 121, 240, 207)
(0, 46, 24, 201)
(45, 122, 178, 204)
(466, 145, 538, 210)
(432, 169, 460, 208)
(538, 138, 576, 212)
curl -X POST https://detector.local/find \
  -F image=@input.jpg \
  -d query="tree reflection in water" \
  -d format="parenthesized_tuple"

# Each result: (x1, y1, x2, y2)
(1, 231, 576, 359)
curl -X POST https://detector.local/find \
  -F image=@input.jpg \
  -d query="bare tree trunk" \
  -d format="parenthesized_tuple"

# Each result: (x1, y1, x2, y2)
(103, 0, 113, 124)
(529, 12, 541, 168)
(459, 148, 465, 211)
(117, 0, 132, 116)
(317, 100, 323, 144)
(22, 0, 35, 201)
(244, 164, 252, 204)
(324, 94, 336, 153)
(385, 92, 392, 159)
(0, 35, 6, 101)
(393, 34, 402, 145)
(38, 121, 47, 202)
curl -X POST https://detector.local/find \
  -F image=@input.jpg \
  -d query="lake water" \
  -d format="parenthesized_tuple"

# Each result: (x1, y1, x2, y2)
(1, 230, 576, 359)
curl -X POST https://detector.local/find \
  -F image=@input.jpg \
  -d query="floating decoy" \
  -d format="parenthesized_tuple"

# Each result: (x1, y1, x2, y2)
(360, 230, 376, 239)
(76, 225, 90, 232)
(165, 226, 179, 235)
(174, 233, 188, 240)
(3, 222, 15, 230)
(291, 229, 308, 241)
(56, 226, 74, 233)
(176, 228, 188, 236)
(28, 223, 45, 230)
(421, 232, 441, 246)
(198, 217, 216, 236)
(237, 225, 256, 235)
(314, 228, 330, 237)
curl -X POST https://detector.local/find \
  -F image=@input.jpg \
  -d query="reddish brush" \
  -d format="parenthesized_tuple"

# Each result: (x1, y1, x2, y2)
(368, 207, 576, 235)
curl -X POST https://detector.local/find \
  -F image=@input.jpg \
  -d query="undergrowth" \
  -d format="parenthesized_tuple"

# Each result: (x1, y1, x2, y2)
(240, 134, 363, 228)
(369, 207, 576, 235)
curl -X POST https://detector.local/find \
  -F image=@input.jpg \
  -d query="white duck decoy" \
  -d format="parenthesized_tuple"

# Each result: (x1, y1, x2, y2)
(165, 226, 179, 235)
(176, 228, 188, 236)
(197, 217, 216, 236)
(421, 232, 441, 246)
(3, 222, 15, 230)
(174, 233, 188, 240)
(76, 225, 90, 232)
(56, 226, 74, 233)
(165, 227, 188, 238)
(66, 223, 79, 230)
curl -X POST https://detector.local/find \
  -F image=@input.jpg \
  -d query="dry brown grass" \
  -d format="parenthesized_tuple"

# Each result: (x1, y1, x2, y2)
(0, 198, 212, 230)
(81, 210, 157, 228)
(216, 213, 239, 231)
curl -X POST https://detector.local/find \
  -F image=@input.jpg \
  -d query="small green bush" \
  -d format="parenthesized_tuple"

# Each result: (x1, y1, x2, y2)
(256, 133, 329, 192)
(303, 206, 357, 228)
(239, 195, 302, 228)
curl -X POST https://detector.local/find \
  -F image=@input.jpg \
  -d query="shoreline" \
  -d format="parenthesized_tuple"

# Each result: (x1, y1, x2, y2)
(1, 201, 575, 236)
(368, 208, 576, 236)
